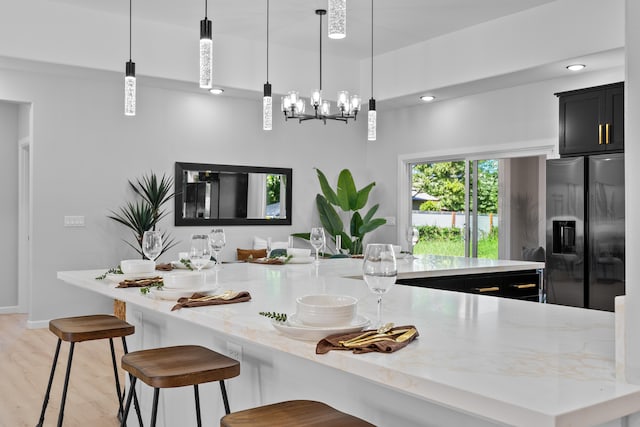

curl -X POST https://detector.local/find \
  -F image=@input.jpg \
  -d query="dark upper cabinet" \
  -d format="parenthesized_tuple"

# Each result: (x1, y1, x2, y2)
(556, 82, 624, 156)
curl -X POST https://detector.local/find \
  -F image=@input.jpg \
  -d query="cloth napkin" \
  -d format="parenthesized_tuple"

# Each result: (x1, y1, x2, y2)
(155, 263, 174, 271)
(171, 291, 252, 311)
(316, 325, 419, 354)
(116, 276, 163, 288)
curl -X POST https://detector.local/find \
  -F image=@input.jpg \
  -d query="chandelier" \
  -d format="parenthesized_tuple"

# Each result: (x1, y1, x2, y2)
(281, 9, 361, 124)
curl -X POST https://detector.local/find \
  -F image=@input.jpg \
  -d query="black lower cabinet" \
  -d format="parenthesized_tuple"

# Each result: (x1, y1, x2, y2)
(396, 270, 541, 302)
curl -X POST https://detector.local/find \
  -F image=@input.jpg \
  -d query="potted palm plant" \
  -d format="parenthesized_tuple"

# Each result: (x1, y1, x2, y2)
(294, 168, 386, 255)
(109, 172, 178, 259)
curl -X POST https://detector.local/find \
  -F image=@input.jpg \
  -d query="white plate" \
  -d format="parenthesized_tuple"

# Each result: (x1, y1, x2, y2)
(105, 273, 161, 284)
(149, 286, 219, 301)
(170, 260, 216, 269)
(286, 256, 314, 264)
(271, 314, 370, 341)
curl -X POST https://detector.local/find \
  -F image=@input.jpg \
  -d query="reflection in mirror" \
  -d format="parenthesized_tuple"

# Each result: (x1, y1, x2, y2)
(175, 162, 292, 226)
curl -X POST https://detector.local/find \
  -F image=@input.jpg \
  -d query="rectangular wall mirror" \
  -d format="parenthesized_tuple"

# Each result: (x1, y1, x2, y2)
(174, 162, 292, 226)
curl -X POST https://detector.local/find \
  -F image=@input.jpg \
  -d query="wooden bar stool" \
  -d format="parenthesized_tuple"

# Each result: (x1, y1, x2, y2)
(36, 314, 143, 427)
(120, 345, 240, 427)
(220, 400, 375, 426)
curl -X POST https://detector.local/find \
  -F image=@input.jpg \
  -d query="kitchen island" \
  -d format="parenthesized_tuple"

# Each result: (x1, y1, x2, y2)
(57, 256, 640, 427)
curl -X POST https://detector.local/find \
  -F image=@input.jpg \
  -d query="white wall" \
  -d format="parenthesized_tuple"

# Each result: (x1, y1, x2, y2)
(0, 101, 18, 307)
(0, 60, 369, 324)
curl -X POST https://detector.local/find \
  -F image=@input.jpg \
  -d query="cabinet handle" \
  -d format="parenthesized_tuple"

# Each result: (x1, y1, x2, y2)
(598, 124, 603, 145)
(606, 123, 610, 144)
(475, 286, 500, 293)
(512, 283, 536, 289)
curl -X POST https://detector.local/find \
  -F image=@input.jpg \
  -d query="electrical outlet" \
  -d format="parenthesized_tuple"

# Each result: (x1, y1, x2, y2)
(384, 216, 396, 226)
(227, 341, 242, 362)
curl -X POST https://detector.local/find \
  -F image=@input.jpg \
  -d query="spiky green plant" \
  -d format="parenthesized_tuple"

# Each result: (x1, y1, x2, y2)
(108, 172, 178, 259)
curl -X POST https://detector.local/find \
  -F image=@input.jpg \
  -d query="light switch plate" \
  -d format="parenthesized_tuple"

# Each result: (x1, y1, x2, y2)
(64, 215, 85, 227)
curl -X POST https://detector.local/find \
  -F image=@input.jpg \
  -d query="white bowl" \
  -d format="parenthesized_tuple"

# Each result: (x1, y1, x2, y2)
(296, 294, 358, 327)
(162, 272, 204, 289)
(120, 259, 156, 274)
(287, 248, 311, 258)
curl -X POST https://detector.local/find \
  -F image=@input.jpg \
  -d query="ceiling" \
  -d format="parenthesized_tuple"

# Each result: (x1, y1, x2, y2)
(51, 0, 556, 60)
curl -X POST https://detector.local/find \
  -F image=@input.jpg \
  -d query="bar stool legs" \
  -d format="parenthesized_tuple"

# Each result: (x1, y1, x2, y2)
(120, 345, 240, 427)
(35, 315, 143, 427)
(120, 377, 233, 427)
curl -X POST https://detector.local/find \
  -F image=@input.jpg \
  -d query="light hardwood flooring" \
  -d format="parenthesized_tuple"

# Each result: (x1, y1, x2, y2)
(0, 314, 125, 427)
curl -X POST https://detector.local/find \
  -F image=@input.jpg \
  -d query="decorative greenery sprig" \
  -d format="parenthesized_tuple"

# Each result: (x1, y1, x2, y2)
(179, 258, 194, 270)
(140, 281, 164, 295)
(95, 266, 123, 280)
(259, 311, 288, 323)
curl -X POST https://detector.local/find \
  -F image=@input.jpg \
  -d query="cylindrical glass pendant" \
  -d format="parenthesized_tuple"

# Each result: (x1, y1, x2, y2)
(263, 83, 272, 130)
(350, 94, 361, 113)
(321, 101, 330, 115)
(199, 19, 213, 89)
(337, 91, 349, 110)
(367, 98, 376, 141)
(328, 0, 346, 39)
(124, 61, 136, 116)
(311, 89, 322, 107)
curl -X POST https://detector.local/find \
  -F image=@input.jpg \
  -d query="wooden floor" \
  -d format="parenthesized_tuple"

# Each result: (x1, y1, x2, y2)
(0, 314, 125, 427)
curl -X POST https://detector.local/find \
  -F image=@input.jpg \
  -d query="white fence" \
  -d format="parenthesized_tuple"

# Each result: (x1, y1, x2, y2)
(412, 211, 498, 236)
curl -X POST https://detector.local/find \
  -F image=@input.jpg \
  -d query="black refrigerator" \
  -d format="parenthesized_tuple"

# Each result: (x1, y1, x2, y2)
(545, 153, 625, 311)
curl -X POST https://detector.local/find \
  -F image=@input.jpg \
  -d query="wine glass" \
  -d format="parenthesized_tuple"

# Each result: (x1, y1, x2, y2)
(209, 228, 226, 270)
(142, 230, 163, 262)
(362, 243, 397, 328)
(310, 227, 325, 265)
(190, 234, 212, 284)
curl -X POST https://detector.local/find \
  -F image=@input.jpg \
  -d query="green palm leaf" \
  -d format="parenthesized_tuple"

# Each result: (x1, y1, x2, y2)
(336, 169, 357, 211)
(355, 182, 375, 211)
(316, 194, 343, 236)
(315, 168, 339, 206)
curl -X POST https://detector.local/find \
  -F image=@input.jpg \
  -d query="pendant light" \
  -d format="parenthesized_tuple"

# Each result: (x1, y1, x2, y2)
(263, 0, 272, 131)
(367, 0, 376, 141)
(124, 0, 136, 116)
(328, 0, 346, 39)
(199, 0, 213, 89)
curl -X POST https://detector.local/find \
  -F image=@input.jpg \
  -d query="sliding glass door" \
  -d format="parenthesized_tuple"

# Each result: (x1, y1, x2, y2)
(410, 159, 499, 259)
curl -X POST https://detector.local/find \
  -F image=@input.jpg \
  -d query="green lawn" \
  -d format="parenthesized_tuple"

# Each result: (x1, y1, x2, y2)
(413, 233, 498, 259)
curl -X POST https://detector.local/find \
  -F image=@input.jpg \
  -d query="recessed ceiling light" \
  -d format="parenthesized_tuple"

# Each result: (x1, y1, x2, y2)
(566, 64, 586, 72)
(420, 95, 435, 102)
(209, 87, 224, 95)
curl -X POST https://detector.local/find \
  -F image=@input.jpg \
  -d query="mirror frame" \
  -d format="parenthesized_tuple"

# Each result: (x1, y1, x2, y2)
(174, 162, 293, 226)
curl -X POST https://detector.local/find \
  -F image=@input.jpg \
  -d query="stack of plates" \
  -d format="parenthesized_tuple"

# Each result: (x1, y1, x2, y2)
(271, 315, 370, 341)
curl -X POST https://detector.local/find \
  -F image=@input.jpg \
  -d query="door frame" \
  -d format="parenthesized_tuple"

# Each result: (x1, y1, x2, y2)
(18, 133, 31, 313)
(397, 140, 556, 257)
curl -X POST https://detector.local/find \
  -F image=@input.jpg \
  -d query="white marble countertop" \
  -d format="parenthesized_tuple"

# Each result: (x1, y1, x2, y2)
(57, 257, 640, 427)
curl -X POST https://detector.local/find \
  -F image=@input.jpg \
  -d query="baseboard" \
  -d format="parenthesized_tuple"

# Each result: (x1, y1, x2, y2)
(26, 319, 49, 329)
(0, 305, 23, 314)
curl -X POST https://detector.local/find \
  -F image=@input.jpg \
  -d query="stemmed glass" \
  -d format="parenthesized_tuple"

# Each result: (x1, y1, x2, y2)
(362, 243, 397, 328)
(209, 228, 226, 270)
(142, 230, 163, 262)
(310, 227, 325, 265)
(190, 234, 212, 284)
